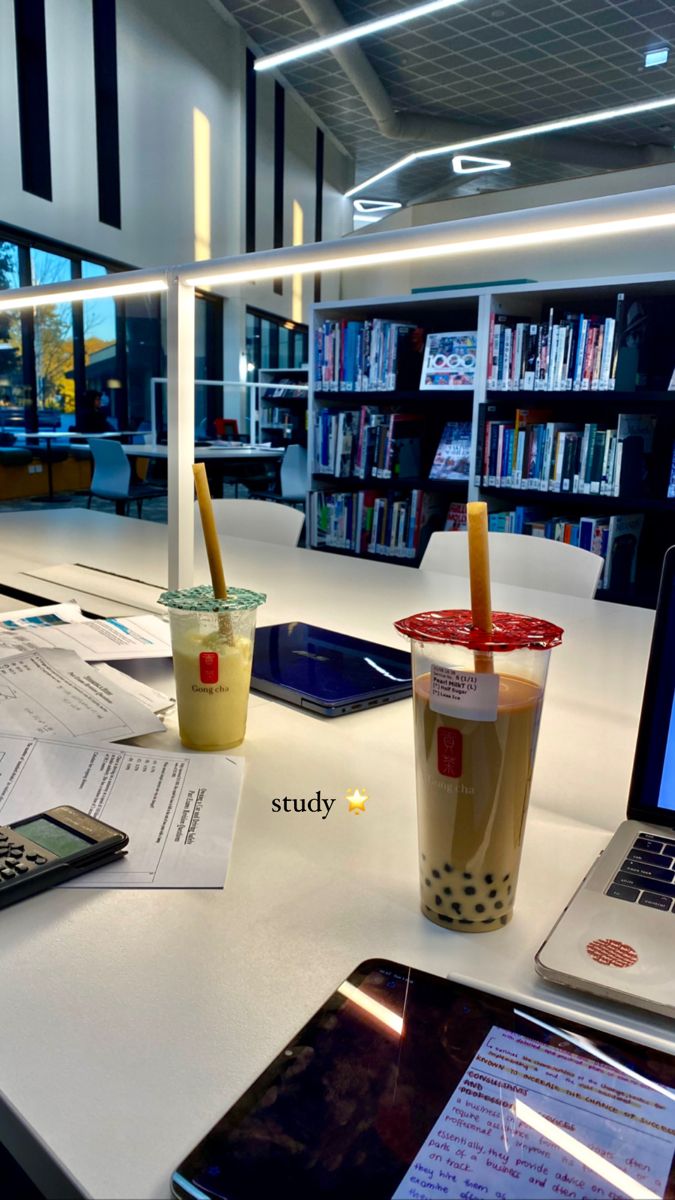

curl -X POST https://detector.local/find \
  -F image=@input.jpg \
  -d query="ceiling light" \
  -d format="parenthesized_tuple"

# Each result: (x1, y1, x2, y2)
(645, 47, 669, 68)
(0, 278, 168, 312)
(184, 209, 675, 289)
(353, 199, 402, 213)
(452, 153, 511, 173)
(346, 93, 675, 196)
(254, 0, 472, 72)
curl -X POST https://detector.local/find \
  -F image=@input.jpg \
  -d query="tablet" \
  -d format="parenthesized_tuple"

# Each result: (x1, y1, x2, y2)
(172, 959, 675, 1200)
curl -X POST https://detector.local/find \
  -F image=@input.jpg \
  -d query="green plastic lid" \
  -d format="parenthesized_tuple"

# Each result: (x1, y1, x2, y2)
(158, 584, 266, 612)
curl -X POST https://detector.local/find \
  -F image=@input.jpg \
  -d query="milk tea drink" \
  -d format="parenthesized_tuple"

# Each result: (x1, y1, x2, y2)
(160, 586, 266, 752)
(395, 611, 563, 933)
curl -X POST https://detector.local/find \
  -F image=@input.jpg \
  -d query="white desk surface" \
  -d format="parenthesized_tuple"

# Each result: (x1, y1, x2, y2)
(123, 443, 283, 459)
(0, 509, 669, 1200)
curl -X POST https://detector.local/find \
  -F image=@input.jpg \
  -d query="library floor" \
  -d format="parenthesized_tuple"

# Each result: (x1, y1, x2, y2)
(0, 491, 171, 522)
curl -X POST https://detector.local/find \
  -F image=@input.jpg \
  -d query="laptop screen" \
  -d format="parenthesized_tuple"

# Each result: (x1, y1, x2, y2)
(658, 695, 675, 812)
(629, 547, 675, 819)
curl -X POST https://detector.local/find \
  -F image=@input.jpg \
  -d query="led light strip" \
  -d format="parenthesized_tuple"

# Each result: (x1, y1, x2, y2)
(254, 0, 471, 72)
(346, 94, 675, 197)
(184, 210, 675, 288)
(0, 278, 168, 312)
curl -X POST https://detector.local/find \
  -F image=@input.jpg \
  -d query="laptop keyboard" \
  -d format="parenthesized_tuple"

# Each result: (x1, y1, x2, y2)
(606, 832, 675, 912)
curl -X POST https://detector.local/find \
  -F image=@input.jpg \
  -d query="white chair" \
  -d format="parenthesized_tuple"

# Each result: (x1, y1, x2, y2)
(248, 444, 307, 508)
(198, 498, 305, 547)
(420, 530, 604, 598)
(87, 437, 166, 517)
(279, 444, 307, 504)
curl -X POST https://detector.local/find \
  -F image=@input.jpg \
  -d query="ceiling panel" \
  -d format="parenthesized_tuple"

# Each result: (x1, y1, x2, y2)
(221, 0, 675, 208)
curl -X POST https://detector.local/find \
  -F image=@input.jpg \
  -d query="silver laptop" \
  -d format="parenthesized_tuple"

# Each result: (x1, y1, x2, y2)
(536, 545, 675, 1019)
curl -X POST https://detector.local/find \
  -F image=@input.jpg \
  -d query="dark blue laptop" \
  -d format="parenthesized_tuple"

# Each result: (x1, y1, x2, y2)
(251, 623, 412, 716)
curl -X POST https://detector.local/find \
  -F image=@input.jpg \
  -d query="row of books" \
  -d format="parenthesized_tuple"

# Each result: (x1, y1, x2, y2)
(314, 319, 415, 392)
(444, 501, 643, 592)
(310, 490, 444, 559)
(487, 295, 626, 392)
(313, 407, 422, 479)
(261, 404, 297, 426)
(478, 411, 655, 496)
(491, 508, 642, 591)
(261, 379, 307, 400)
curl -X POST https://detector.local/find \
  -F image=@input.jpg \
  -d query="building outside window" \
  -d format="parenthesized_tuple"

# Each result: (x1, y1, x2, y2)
(0, 226, 223, 436)
(0, 242, 23, 436)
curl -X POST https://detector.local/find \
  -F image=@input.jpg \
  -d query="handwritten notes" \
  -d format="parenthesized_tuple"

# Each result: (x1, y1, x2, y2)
(393, 1026, 675, 1200)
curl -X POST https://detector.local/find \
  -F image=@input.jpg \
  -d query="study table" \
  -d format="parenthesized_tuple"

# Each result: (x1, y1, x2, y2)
(0, 510, 670, 1200)
(124, 442, 284, 497)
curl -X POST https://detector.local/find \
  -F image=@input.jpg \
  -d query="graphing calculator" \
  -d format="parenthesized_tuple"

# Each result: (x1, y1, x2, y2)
(0, 806, 129, 909)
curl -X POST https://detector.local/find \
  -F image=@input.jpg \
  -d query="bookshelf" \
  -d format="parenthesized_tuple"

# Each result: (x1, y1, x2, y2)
(256, 367, 308, 448)
(308, 275, 675, 605)
(309, 294, 478, 565)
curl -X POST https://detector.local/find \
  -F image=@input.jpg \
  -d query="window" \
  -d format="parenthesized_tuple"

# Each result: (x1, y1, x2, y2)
(82, 260, 121, 426)
(0, 224, 224, 436)
(246, 307, 308, 377)
(0, 242, 24, 434)
(195, 295, 224, 439)
(30, 248, 75, 426)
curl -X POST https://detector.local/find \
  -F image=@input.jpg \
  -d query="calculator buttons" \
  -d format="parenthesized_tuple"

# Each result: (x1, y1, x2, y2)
(1, 868, 16, 879)
(26, 853, 47, 864)
(12, 864, 28, 875)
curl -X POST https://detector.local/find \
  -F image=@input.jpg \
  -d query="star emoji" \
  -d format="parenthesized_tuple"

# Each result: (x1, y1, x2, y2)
(346, 787, 368, 814)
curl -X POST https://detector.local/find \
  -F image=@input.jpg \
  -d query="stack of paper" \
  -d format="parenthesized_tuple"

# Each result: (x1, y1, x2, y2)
(0, 603, 244, 891)
(0, 734, 242, 889)
(0, 602, 172, 660)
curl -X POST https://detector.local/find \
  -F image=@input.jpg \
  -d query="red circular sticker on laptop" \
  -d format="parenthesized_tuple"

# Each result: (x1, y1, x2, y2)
(586, 938, 638, 968)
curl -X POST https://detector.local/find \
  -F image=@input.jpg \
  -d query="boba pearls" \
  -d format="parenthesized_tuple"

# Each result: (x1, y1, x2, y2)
(420, 856, 514, 929)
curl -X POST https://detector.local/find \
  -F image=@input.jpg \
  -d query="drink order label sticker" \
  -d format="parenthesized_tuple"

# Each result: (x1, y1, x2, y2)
(430, 664, 499, 721)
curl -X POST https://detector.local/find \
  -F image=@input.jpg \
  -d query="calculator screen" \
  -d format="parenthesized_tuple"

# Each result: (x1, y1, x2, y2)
(18, 817, 91, 858)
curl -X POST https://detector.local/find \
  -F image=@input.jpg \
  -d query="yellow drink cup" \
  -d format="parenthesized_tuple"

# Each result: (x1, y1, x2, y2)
(159, 585, 266, 751)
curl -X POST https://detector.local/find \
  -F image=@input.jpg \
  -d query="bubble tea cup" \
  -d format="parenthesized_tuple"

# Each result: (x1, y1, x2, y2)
(395, 610, 563, 932)
(159, 585, 266, 751)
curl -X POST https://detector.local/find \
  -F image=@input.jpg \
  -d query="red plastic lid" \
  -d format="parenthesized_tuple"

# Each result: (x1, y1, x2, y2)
(394, 609, 563, 652)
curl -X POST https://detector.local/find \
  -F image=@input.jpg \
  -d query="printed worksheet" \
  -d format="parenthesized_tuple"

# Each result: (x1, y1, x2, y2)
(0, 649, 165, 742)
(393, 1025, 675, 1200)
(0, 603, 171, 661)
(95, 663, 175, 714)
(0, 733, 243, 887)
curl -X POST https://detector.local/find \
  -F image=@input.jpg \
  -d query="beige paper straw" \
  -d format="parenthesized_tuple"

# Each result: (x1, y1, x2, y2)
(467, 501, 493, 673)
(193, 463, 227, 599)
